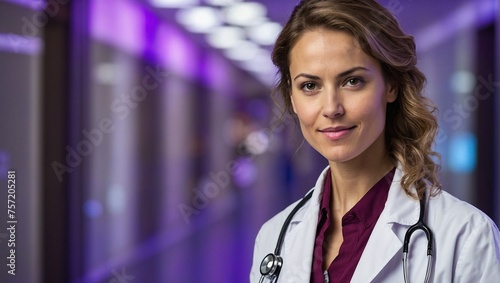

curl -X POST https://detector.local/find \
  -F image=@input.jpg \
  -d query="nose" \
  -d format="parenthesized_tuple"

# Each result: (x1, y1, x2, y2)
(322, 89, 344, 118)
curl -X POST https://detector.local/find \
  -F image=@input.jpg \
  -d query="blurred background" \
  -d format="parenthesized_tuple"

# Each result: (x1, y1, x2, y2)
(0, 0, 498, 282)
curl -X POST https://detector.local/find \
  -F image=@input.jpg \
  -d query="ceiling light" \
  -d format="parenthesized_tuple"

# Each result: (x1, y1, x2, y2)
(239, 49, 275, 73)
(224, 40, 260, 61)
(450, 70, 475, 95)
(205, 0, 242, 6)
(224, 2, 267, 26)
(247, 21, 282, 45)
(248, 22, 282, 45)
(206, 26, 245, 49)
(150, 0, 200, 8)
(94, 63, 118, 85)
(244, 130, 271, 155)
(176, 6, 222, 33)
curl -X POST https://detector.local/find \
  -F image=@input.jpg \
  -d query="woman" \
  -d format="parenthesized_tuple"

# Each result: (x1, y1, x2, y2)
(250, 0, 500, 282)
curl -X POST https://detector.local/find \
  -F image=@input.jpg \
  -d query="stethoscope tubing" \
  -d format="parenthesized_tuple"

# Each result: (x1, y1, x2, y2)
(275, 191, 314, 255)
(402, 192, 433, 283)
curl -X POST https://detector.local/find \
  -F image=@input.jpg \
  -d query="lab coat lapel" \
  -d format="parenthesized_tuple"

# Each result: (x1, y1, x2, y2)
(351, 166, 420, 283)
(279, 168, 328, 282)
(279, 206, 318, 282)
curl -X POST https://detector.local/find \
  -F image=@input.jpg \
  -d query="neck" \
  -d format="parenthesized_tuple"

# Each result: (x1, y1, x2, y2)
(328, 138, 394, 215)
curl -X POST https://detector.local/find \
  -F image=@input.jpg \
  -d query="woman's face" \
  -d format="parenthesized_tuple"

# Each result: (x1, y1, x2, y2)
(289, 29, 396, 164)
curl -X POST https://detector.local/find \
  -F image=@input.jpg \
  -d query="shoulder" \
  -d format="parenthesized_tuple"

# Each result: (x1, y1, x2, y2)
(250, 190, 316, 283)
(429, 190, 498, 230)
(254, 192, 311, 246)
(428, 190, 500, 277)
(254, 167, 330, 243)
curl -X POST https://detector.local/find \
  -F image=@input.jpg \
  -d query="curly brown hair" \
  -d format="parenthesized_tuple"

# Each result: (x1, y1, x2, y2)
(272, 0, 441, 198)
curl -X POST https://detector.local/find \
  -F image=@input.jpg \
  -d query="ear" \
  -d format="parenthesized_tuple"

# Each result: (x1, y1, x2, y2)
(386, 83, 397, 103)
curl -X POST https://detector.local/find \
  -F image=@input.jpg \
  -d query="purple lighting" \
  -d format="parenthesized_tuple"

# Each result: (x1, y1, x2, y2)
(83, 200, 103, 218)
(156, 23, 198, 79)
(90, 0, 203, 80)
(90, 0, 146, 56)
(3, 0, 43, 9)
(0, 33, 42, 54)
(415, 0, 496, 52)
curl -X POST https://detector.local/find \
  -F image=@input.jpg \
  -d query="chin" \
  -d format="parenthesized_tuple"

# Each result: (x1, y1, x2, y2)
(321, 150, 357, 164)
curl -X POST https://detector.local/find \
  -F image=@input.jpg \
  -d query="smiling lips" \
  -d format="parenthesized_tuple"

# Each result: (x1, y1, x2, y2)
(319, 126, 356, 140)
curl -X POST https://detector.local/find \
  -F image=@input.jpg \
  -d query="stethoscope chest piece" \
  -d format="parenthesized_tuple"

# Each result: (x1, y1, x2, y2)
(260, 253, 282, 278)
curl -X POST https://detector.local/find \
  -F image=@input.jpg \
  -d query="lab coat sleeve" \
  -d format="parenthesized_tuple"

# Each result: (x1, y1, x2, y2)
(250, 214, 284, 283)
(250, 228, 263, 283)
(455, 218, 500, 282)
(249, 196, 305, 283)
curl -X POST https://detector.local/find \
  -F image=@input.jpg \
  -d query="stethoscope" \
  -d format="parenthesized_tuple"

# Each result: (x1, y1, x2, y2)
(259, 190, 434, 283)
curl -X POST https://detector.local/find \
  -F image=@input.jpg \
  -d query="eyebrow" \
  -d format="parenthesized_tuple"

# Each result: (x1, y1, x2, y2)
(293, 66, 369, 81)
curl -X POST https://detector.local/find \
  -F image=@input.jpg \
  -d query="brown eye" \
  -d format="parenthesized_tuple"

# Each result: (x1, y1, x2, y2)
(301, 82, 317, 91)
(344, 77, 364, 87)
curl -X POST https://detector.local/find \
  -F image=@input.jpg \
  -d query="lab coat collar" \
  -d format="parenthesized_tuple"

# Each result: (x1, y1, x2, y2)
(278, 167, 328, 282)
(289, 166, 330, 225)
(352, 164, 421, 282)
(289, 164, 420, 226)
(384, 164, 421, 225)
(284, 164, 421, 283)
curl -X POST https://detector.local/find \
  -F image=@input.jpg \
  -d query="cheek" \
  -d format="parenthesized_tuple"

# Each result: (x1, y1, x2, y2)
(351, 88, 388, 115)
(294, 103, 316, 128)
(360, 102, 388, 130)
(345, 96, 387, 130)
(290, 95, 297, 114)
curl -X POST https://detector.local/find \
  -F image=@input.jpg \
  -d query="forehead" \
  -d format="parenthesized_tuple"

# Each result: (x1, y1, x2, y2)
(289, 29, 378, 75)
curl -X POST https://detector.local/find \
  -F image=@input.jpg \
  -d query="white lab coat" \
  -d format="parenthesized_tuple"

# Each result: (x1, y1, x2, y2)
(250, 166, 500, 282)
